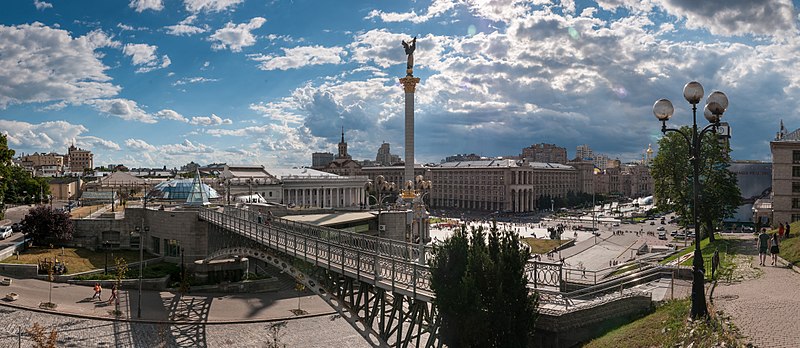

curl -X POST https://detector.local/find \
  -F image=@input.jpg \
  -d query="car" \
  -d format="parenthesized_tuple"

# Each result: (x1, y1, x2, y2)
(657, 226, 666, 231)
(612, 223, 620, 227)
(10, 223, 21, 233)
(0, 226, 12, 240)
(650, 221, 655, 225)
(670, 230, 678, 236)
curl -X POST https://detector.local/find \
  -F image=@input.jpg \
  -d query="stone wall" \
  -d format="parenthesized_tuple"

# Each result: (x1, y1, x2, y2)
(534, 293, 653, 348)
(0, 263, 38, 278)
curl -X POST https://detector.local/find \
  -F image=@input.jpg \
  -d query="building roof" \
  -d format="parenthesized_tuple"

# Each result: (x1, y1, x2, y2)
(282, 212, 374, 227)
(81, 191, 116, 200)
(431, 159, 575, 170)
(152, 179, 220, 200)
(222, 165, 273, 179)
(266, 167, 340, 179)
(48, 177, 79, 184)
(98, 171, 146, 185)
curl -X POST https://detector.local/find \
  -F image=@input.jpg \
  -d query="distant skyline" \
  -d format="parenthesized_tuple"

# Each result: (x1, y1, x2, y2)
(1, 0, 800, 168)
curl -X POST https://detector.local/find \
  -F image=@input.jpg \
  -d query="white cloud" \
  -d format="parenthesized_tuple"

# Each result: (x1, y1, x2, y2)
(366, 0, 457, 23)
(189, 114, 232, 126)
(0, 119, 120, 153)
(209, 17, 266, 52)
(172, 76, 219, 86)
(154, 109, 188, 122)
(164, 15, 209, 36)
(125, 138, 157, 151)
(249, 45, 345, 71)
(184, 0, 243, 13)
(33, 0, 52, 10)
(89, 98, 157, 123)
(0, 23, 120, 109)
(161, 139, 212, 154)
(122, 43, 171, 73)
(656, 0, 796, 37)
(129, 0, 163, 12)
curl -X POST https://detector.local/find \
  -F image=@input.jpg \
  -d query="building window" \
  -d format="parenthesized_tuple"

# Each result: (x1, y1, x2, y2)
(794, 166, 800, 178)
(793, 214, 800, 223)
(165, 239, 180, 257)
(794, 151, 800, 164)
(794, 182, 800, 193)
(151, 237, 160, 254)
(794, 198, 800, 209)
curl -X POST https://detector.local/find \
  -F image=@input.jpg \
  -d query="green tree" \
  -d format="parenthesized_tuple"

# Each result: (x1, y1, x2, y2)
(429, 221, 537, 347)
(20, 206, 74, 246)
(651, 126, 741, 242)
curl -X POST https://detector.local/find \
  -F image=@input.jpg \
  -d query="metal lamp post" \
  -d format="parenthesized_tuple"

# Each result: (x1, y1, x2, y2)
(652, 81, 728, 318)
(365, 175, 397, 238)
(401, 175, 432, 264)
(135, 190, 150, 318)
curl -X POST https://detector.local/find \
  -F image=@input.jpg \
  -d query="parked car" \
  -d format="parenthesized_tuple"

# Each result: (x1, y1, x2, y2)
(658, 231, 667, 240)
(650, 221, 655, 225)
(0, 226, 12, 239)
(670, 230, 678, 236)
(10, 223, 21, 233)
(657, 226, 666, 231)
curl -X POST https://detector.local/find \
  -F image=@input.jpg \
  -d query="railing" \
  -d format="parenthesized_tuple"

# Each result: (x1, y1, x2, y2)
(200, 207, 433, 300)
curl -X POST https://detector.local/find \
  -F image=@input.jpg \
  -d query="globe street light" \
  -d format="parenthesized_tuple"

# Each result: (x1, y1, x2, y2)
(652, 81, 728, 318)
(364, 175, 397, 238)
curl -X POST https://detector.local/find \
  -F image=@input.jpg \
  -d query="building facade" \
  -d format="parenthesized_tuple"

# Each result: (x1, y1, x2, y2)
(312, 152, 334, 168)
(68, 144, 94, 173)
(521, 143, 567, 164)
(771, 125, 800, 223)
(323, 129, 362, 176)
(375, 143, 401, 166)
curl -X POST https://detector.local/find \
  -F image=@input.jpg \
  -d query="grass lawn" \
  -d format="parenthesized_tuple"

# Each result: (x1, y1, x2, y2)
(659, 236, 736, 281)
(585, 299, 740, 348)
(1, 247, 158, 274)
(761, 221, 800, 265)
(69, 204, 108, 218)
(522, 238, 568, 254)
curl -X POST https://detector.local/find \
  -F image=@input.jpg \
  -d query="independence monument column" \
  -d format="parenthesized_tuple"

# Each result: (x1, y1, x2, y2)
(399, 37, 420, 184)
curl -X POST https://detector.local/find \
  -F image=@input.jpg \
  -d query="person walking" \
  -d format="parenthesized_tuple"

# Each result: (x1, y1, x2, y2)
(778, 223, 785, 240)
(787, 222, 792, 239)
(108, 284, 118, 305)
(758, 229, 770, 266)
(91, 283, 102, 300)
(711, 249, 720, 279)
(769, 233, 781, 266)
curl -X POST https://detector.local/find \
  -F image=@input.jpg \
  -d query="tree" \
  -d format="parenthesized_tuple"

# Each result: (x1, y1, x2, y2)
(20, 206, 74, 246)
(26, 322, 58, 348)
(651, 126, 741, 242)
(429, 221, 537, 347)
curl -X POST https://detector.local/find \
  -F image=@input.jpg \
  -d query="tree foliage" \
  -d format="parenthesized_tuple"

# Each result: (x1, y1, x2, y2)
(651, 126, 741, 241)
(20, 206, 74, 246)
(429, 221, 538, 347)
(0, 134, 50, 213)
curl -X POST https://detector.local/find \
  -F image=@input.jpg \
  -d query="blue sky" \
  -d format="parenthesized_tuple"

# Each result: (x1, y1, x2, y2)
(1, 0, 799, 168)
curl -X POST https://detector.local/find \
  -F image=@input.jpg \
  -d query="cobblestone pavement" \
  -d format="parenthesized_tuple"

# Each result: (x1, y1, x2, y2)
(0, 306, 370, 348)
(713, 235, 800, 348)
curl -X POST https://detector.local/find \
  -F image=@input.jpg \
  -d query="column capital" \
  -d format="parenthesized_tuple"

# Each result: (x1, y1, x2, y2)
(399, 76, 421, 93)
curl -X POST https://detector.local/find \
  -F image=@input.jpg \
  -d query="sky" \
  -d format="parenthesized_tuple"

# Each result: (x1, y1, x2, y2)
(1, 0, 799, 169)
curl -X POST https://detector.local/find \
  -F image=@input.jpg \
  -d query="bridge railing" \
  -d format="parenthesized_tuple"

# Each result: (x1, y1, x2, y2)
(200, 207, 434, 299)
(223, 206, 434, 264)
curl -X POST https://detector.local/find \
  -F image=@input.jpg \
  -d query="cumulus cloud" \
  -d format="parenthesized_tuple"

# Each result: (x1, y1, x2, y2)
(366, 0, 457, 23)
(0, 23, 120, 109)
(154, 109, 188, 122)
(656, 0, 796, 37)
(89, 99, 157, 123)
(125, 138, 157, 151)
(172, 76, 219, 86)
(0, 119, 119, 153)
(184, 0, 243, 13)
(79, 136, 121, 151)
(122, 43, 171, 73)
(129, 0, 163, 12)
(33, 0, 52, 10)
(189, 114, 232, 126)
(164, 15, 209, 36)
(209, 17, 266, 52)
(249, 45, 345, 71)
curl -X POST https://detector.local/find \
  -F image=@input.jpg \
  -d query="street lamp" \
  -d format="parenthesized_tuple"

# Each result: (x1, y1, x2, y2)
(102, 241, 112, 274)
(652, 81, 728, 318)
(401, 175, 433, 264)
(364, 175, 397, 238)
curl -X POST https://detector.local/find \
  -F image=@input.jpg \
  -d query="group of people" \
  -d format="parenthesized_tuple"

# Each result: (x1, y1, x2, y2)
(757, 228, 783, 266)
(90, 283, 119, 305)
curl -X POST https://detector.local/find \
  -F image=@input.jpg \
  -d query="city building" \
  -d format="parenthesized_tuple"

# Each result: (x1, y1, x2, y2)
(593, 163, 653, 199)
(726, 160, 771, 223)
(18, 152, 66, 177)
(312, 152, 334, 168)
(442, 153, 483, 163)
(323, 128, 362, 176)
(521, 143, 567, 164)
(48, 177, 81, 200)
(219, 164, 281, 203)
(770, 122, 800, 223)
(576, 144, 593, 161)
(68, 144, 94, 173)
(593, 153, 610, 171)
(375, 143, 401, 166)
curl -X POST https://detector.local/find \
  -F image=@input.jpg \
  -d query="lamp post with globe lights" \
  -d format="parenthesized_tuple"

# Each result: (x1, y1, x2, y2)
(652, 81, 728, 318)
(364, 175, 397, 238)
(401, 175, 432, 265)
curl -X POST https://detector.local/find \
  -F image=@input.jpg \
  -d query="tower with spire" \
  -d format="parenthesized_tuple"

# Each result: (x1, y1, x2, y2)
(337, 126, 351, 160)
(777, 119, 788, 140)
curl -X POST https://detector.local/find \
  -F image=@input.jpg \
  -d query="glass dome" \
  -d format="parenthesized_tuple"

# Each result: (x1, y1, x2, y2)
(151, 179, 220, 200)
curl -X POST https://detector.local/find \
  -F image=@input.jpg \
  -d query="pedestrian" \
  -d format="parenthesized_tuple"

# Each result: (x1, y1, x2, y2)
(711, 249, 720, 279)
(787, 223, 792, 239)
(778, 223, 785, 240)
(758, 228, 770, 266)
(769, 232, 780, 266)
(91, 283, 102, 300)
(108, 284, 118, 305)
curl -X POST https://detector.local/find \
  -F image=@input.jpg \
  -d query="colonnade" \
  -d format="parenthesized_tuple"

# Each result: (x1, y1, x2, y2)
(510, 188, 537, 212)
(283, 187, 365, 208)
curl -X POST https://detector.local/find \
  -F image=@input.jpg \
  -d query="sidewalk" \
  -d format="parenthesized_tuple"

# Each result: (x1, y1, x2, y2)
(712, 234, 800, 347)
(0, 278, 336, 324)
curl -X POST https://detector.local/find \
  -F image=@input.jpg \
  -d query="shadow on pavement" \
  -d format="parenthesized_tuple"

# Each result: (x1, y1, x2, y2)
(163, 293, 213, 348)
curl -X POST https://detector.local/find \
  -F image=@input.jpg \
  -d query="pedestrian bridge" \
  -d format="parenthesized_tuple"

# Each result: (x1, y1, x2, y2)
(197, 206, 594, 347)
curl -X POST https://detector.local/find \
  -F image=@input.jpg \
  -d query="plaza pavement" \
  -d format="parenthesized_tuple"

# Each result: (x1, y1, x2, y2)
(712, 234, 800, 348)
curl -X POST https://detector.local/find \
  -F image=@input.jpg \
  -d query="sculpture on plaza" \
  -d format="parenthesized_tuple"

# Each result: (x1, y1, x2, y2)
(402, 36, 416, 76)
